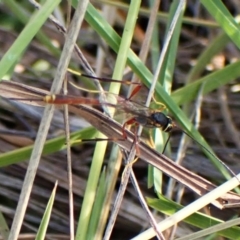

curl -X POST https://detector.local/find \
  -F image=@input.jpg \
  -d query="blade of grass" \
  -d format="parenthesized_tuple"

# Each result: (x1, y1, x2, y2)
(103, 0, 142, 238)
(0, 211, 9, 239)
(172, 60, 240, 105)
(75, 1, 141, 239)
(36, 181, 58, 240)
(78, 3, 236, 180)
(147, 0, 163, 190)
(201, 0, 240, 49)
(147, 196, 240, 239)
(8, 0, 85, 239)
(0, 0, 60, 80)
(87, 169, 107, 240)
(133, 173, 240, 240)
(0, 127, 97, 167)
(93, 0, 219, 28)
(151, 0, 185, 195)
(186, 32, 231, 82)
(76, 140, 108, 240)
(176, 218, 240, 240)
(3, 0, 60, 57)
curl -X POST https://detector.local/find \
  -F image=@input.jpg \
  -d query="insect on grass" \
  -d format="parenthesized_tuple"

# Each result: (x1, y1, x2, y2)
(2, 73, 237, 179)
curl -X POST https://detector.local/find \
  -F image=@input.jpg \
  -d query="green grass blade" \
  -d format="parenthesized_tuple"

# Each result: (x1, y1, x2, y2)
(151, 0, 185, 196)
(172, 60, 240, 105)
(159, 0, 185, 88)
(87, 169, 107, 240)
(0, 211, 9, 239)
(3, 0, 60, 57)
(75, 1, 141, 239)
(0, 127, 97, 167)
(201, 0, 240, 49)
(82, 1, 235, 186)
(147, 196, 240, 239)
(0, 0, 61, 79)
(36, 182, 58, 240)
(187, 32, 230, 82)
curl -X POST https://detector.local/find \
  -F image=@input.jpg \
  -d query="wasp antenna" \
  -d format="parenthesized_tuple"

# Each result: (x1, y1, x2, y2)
(7, 97, 42, 101)
(162, 133, 172, 155)
(67, 68, 81, 76)
(68, 80, 101, 93)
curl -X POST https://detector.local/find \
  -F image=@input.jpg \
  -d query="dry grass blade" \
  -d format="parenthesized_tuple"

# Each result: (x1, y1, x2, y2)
(69, 106, 240, 209)
(1, 80, 240, 210)
(28, 0, 106, 94)
(5, 1, 89, 239)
